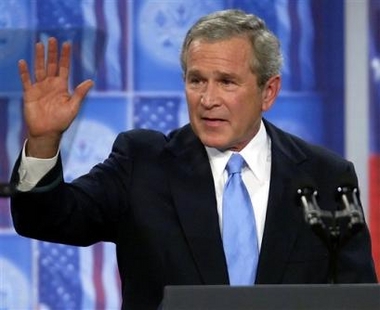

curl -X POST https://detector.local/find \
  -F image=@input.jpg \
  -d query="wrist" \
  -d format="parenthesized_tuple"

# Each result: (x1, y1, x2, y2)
(26, 136, 61, 158)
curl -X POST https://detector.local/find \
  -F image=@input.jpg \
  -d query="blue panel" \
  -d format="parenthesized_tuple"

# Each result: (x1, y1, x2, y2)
(0, 0, 33, 92)
(369, 0, 380, 153)
(0, 235, 34, 308)
(133, 0, 226, 91)
(227, 0, 278, 31)
(61, 95, 129, 180)
(265, 92, 324, 145)
(36, 0, 128, 91)
(133, 95, 182, 134)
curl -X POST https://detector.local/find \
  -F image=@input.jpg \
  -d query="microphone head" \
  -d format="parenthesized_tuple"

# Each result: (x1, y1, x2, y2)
(294, 174, 319, 202)
(334, 172, 360, 204)
(296, 186, 317, 197)
(334, 171, 364, 232)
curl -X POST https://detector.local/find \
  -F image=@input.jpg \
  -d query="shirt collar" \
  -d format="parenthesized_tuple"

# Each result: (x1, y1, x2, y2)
(205, 120, 271, 182)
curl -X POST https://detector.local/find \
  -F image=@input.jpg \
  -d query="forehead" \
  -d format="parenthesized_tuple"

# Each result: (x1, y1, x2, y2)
(188, 36, 252, 57)
(186, 37, 253, 70)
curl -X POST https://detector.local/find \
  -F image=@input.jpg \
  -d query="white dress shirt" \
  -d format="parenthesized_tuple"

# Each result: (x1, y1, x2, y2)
(17, 141, 59, 192)
(205, 120, 272, 250)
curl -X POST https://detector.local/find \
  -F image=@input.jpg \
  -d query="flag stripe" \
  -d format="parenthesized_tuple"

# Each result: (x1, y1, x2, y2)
(79, 247, 96, 309)
(118, 0, 128, 90)
(0, 98, 10, 228)
(0, 98, 9, 180)
(103, 0, 122, 90)
(93, 243, 105, 308)
(0, 97, 23, 228)
(369, 0, 380, 280)
(95, 0, 107, 91)
(369, 155, 380, 277)
(102, 243, 120, 309)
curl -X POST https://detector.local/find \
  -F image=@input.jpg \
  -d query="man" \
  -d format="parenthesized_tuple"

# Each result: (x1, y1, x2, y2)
(11, 9, 377, 310)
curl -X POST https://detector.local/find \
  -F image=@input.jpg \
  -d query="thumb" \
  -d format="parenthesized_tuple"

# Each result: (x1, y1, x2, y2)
(71, 79, 94, 109)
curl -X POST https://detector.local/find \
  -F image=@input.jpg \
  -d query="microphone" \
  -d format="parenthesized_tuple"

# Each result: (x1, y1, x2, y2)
(296, 180, 340, 283)
(296, 186, 325, 228)
(336, 184, 364, 232)
(296, 178, 334, 248)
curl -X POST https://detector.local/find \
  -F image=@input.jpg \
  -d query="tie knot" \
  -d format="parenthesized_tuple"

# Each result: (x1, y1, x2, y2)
(226, 153, 245, 175)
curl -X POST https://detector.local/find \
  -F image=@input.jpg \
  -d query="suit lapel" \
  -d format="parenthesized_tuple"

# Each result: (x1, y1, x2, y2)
(163, 121, 311, 285)
(164, 125, 229, 284)
(256, 120, 308, 283)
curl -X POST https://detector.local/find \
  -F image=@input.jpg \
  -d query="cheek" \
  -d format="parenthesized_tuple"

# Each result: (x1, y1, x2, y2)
(232, 99, 261, 124)
(185, 92, 199, 111)
(185, 98, 198, 124)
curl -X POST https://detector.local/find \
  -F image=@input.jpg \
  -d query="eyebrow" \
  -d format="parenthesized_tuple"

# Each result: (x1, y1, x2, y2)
(186, 69, 239, 80)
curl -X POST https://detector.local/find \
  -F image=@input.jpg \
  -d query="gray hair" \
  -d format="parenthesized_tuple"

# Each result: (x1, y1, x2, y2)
(180, 9, 283, 88)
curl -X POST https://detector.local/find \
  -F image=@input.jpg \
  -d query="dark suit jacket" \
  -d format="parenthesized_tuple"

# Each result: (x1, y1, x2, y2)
(11, 119, 377, 309)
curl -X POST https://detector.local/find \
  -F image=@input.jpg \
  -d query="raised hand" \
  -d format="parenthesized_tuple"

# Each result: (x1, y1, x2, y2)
(18, 37, 93, 158)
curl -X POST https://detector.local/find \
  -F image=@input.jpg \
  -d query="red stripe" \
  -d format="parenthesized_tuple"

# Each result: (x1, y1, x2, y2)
(0, 98, 9, 178)
(369, 154, 380, 279)
(95, 0, 107, 91)
(118, 0, 128, 90)
(93, 243, 105, 309)
(288, 0, 301, 91)
(0, 98, 11, 227)
(115, 260, 121, 300)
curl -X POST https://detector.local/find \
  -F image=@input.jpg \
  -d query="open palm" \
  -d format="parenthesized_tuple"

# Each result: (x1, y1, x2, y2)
(19, 37, 93, 157)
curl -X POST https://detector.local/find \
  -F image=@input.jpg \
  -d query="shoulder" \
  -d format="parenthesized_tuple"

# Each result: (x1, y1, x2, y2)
(264, 119, 350, 166)
(264, 119, 357, 188)
(111, 124, 194, 156)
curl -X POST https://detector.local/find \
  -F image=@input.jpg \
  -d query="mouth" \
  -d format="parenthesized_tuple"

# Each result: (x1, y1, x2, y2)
(201, 117, 227, 127)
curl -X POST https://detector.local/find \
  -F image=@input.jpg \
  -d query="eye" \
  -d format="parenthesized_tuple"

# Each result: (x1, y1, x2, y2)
(221, 78, 234, 85)
(189, 77, 201, 84)
(219, 77, 238, 90)
(187, 75, 205, 89)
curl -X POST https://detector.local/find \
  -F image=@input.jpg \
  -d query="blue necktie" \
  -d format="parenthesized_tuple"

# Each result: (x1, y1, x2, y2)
(222, 153, 259, 285)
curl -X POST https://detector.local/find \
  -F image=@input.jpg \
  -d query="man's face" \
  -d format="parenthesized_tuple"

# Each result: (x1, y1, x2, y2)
(184, 36, 277, 152)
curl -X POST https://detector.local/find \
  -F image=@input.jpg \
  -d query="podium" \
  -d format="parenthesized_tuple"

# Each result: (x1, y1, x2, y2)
(162, 284, 380, 310)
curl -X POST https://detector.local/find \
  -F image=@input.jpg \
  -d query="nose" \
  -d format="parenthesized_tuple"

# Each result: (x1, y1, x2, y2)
(200, 83, 219, 108)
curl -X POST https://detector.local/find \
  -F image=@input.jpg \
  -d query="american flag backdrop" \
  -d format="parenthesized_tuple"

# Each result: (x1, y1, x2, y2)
(37, 96, 130, 309)
(0, 97, 24, 228)
(369, 0, 380, 279)
(0, 99, 11, 228)
(36, 0, 128, 92)
(0, 96, 30, 310)
(37, 241, 121, 309)
(133, 96, 181, 134)
(0, 0, 366, 309)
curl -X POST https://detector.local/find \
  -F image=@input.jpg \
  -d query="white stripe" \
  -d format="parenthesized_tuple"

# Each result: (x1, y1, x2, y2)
(345, 0, 369, 216)
(79, 247, 95, 309)
(102, 243, 120, 309)
(103, 0, 122, 90)
(81, 0, 97, 79)
(275, 0, 291, 90)
(297, 0, 315, 90)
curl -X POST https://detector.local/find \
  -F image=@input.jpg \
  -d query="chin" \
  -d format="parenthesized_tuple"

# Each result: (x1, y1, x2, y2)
(192, 123, 230, 149)
(199, 136, 229, 150)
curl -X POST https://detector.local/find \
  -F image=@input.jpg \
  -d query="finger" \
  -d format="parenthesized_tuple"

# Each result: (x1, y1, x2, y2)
(59, 41, 71, 80)
(34, 41, 46, 82)
(70, 79, 94, 109)
(46, 37, 58, 77)
(18, 60, 32, 90)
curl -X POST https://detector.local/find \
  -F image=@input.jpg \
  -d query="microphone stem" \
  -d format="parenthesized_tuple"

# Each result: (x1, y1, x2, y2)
(328, 213, 340, 284)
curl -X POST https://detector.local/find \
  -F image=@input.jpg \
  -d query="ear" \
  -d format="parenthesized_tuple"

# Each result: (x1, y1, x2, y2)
(261, 75, 281, 112)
